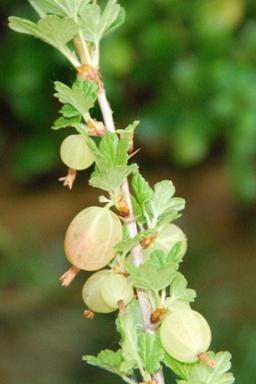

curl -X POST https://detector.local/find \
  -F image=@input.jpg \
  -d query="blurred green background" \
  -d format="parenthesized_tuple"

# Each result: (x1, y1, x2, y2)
(0, 0, 256, 383)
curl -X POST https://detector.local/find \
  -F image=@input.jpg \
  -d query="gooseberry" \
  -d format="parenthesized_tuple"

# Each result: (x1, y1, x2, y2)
(145, 224, 187, 257)
(82, 270, 115, 313)
(60, 134, 94, 170)
(64, 206, 123, 271)
(101, 273, 134, 309)
(160, 309, 211, 363)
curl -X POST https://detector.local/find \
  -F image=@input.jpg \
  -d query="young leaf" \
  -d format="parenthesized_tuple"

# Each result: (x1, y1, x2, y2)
(179, 351, 235, 384)
(138, 333, 165, 374)
(84, 349, 125, 376)
(28, 0, 47, 17)
(146, 180, 185, 226)
(166, 273, 196, 311)
(54, 80, 98, 116)
(79, 0, 125, 43)
(128, 258, 177, 291)
(116, 300, 144, 373)
(89, 164, 138, 193)
(168, 242, 186, 264)
(132, 172, 154, 208)
(30, 0, 88, 17)
(52, 115, 81, 130)
(164, 353, 194, 380)
(116, 228, 155, 254)
(9, 16, 79, 53)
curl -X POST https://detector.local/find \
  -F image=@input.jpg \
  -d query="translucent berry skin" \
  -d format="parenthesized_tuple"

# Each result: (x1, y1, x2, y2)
(64, 207, 123, 271)
(145, 223, 187, 257)
(82, 270, 115, 313)
(160, 309, 212, 363)
(60, 134, 94, 170)
(101, 274, 134, 309)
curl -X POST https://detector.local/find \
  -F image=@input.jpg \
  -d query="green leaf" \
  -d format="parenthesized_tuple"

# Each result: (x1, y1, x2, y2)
(84, 349, 124, 376)
(116, 300, 144, 373)
(30, 0, 88, 17)
(145, 180, 185, 227)
(138, 333, 164, 374)
(132, 172, 154, 208)
(164, 353, 194, 380)
(128, 257, 177, 291)
(180, 351, 235, 384)
(116, 228, 155, 254)
(9, 15, 79, 55)
(90, 164, 138, 193)
(79, 0, 125, 43)
(52, 115, 82, 130)
(168, 242, 186, 264)
(28, 0, 47, 17)
(89, 124, 139, 194)
(54, 80, 98, 116)
(166, 273, 196, 311)
(60, 104, 80, 118)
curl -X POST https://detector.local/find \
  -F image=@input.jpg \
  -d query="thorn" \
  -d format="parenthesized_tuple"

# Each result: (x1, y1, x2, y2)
(129, 148, 141, 159)
(113, 264, 129, 277)
(150, 308, 168, 324)
(59, 266, 80, 287)
(84, 310, 95, 320)
(59, 168, 77, 190)
(198, 352, 216, 368)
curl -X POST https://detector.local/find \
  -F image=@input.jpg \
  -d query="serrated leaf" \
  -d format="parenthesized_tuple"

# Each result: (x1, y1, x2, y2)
(90, 164, 138, 193)
(182, 351, 235, 384)
(168, 242, 186, 264)
(138, 333, 164, 374)
(132, 172, 154, 207)
(116, 300, 144, 373)
(84, 349, 123, 373)
(128, 258, 177, 291)
(30, 0, 88, 17)
(164, 353, 194, 380)
(79, 0, 125, 43)
(116, 228, 155, 254)
(145, 180, 185, 227)
(52, 115, 82, 130)
(54, 80, 97, 116)
(166, 273, 196, 311)
(9, 15, 78, 51)
(60, 104, 80, 118)
(28, 0, 47, 17)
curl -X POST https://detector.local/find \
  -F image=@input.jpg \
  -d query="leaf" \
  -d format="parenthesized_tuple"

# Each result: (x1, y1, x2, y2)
(90, 164, 138, 193)
(89, 124, 139, 194)
(84, 349, 124, 376)
(181, 351, 235, 384)
(28, 0, 47, 17)
(168, 242, 186, 264)
(132, 172, 154, 208)
(138, 333, 164, 374)
(164, 353, 194, 380)
(54, 80, 98, 116)
(52, 115, 82, 130)
(30, 0, 88, 17)
(116, 300, 144, 373)
(145, 180, 185, 227)
(79, 0, 125, 43)
(9, 15, 79, 53)
(166, 273, 196, 311)
(116, 228, 155, 254)
(60, 104, 80, 118)
(128, 258, 177, 291)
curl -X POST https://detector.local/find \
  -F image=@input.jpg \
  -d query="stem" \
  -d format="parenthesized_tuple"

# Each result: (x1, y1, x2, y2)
(74, 39, 165, 384)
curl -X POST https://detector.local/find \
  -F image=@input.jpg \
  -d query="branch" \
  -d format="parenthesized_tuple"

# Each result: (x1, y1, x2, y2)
(73, 35, 165, 384)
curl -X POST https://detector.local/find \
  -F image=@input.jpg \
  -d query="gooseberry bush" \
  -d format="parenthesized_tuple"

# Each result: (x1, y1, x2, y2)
(9, 1, 235, 384)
